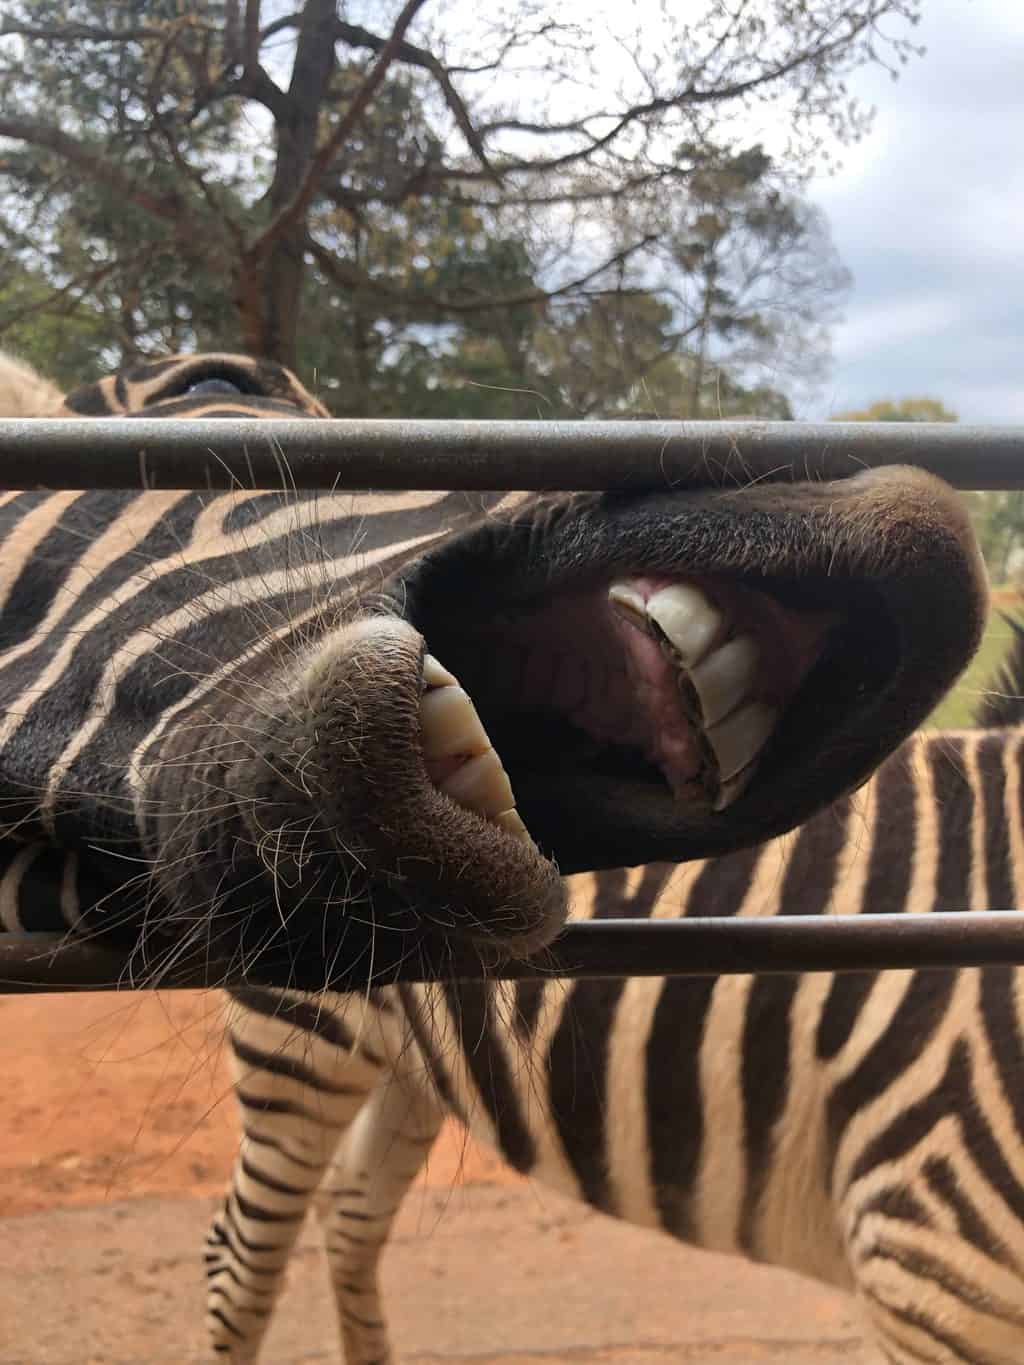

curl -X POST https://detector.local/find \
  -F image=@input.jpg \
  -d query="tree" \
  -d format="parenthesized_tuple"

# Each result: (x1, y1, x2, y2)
(975, 492, 1024, 583)
(0, 0, 922, 382)
(833, 397, 959, 422)
(0, 266, 110, 389)
(657, 153, 848, 416)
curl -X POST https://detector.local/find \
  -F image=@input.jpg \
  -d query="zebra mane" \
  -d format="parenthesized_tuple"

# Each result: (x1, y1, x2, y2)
(974, 613, 1024, 728)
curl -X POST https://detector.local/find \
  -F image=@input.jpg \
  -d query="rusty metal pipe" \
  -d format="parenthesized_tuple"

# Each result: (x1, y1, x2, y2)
(2, 913, 1023, 993)
(0, 418, 1021, 490)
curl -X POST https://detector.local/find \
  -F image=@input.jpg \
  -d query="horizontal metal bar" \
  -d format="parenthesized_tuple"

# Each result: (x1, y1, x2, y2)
(4, 913, 1024, 994)
(0, 418, 1021, 490)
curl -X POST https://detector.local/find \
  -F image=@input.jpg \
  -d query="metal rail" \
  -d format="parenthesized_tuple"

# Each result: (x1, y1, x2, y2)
(3, 914, 1024, 993)
(0, 417, 1022, 489)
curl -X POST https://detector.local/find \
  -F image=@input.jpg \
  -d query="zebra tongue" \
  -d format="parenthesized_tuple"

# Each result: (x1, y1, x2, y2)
(420, 655, 532, 844)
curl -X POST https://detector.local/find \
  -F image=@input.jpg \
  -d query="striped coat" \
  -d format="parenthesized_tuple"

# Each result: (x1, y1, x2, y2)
(0, 351, 989, 1364)
(214, 689, 1024, 1365)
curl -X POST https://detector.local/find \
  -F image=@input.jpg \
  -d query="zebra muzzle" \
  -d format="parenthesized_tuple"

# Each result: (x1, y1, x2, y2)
(389, 466, 987, 876)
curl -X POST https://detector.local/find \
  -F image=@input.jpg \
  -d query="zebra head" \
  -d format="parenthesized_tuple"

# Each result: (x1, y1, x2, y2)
(19, 351, 984, 971)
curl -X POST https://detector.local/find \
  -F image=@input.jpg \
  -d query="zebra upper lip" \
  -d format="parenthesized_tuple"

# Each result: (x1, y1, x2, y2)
(386, 466, 986, 876)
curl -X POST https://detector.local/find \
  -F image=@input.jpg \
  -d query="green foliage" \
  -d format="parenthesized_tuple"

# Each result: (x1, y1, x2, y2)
(927, 610, 1020, 730)
(967, 491, 1024, 583)
(833, 397, 959, 422)
(0, 268, 109, 388)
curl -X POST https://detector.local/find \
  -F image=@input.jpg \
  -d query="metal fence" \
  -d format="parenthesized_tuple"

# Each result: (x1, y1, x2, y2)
(1, 417, 1022, 993)
(2, 416, 1023, 489)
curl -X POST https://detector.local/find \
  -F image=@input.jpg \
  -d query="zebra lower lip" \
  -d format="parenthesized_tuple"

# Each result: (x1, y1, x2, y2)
(420, 654, 532, 843)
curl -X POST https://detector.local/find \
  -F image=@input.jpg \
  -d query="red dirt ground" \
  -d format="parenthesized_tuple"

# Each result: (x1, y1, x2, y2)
(0, 990, 881, 1364)
(0, 989, 506, 1218)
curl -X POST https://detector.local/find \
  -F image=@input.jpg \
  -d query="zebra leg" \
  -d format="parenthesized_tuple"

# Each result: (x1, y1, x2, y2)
(205, 1123, 346, 1362)
(205, 993, 385, 1362)
(316, 1075, 445, 1365)
(855, 1270, 1024, 1365)
(842, 1175, 1024, 1364)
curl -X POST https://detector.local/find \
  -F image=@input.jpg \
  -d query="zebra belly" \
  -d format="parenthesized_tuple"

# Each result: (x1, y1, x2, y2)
(415, 966, 850, 1290)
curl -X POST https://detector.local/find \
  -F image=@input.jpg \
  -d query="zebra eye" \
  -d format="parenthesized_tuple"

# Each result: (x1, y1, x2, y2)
(185, 378, 243, 397)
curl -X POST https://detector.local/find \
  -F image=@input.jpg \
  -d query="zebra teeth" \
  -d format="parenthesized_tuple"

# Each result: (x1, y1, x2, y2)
(644, 583, 724, 667)
(422, 652, 458, 688)
(493, 808, 532, 841)
(420, 662, 532, 844)
(608, 581, 780, 809)
(706, 702, 778, 785)
(607, 582, 647, 626)
(439, 748, 516, 819)
(420, 680, 491, 759)
(689, 635, 760, 729)
(713, 759, 760, 812)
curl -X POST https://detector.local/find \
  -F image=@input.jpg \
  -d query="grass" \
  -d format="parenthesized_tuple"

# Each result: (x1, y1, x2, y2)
(927, 591, 1022, 729)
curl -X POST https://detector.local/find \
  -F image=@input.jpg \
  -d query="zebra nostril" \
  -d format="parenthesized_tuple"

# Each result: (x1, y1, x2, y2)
(186, 378, 243, 396)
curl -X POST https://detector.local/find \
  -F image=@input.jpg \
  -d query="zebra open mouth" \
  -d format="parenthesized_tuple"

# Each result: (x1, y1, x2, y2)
(396, 465, 987, 878)
(418, 573, 836, 835)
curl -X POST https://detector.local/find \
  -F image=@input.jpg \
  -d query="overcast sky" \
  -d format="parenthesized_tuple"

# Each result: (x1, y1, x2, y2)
(800, 0, 1024, 421)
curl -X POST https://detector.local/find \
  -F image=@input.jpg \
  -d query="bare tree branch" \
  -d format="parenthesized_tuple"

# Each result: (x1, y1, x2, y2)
(0, 116, 201, 234)
(333, 19, 496, 176)
(244, 0, 261, 71)
(306, 231, 657, 316)
(245, 0, 430, 263)
(0, 255, 128, 331)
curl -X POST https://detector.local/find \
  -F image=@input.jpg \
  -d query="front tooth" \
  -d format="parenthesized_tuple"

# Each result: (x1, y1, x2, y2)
(646, 584, 722, 666)
(706, 702, 777, 782)
(608, 582, 647, 626)
(689, 635, 759, 728)
(423, 653, 458, 688)
(440, 749, 516, 817)
(420, 685, 491, 759)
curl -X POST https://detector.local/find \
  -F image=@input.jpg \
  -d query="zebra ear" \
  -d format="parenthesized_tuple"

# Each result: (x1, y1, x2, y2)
(0, 350, 64, 417)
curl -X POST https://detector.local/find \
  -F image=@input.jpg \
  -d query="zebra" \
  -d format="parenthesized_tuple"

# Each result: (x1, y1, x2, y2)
(0, 350, 986, 1362)
(209, 637, 1024, 1365)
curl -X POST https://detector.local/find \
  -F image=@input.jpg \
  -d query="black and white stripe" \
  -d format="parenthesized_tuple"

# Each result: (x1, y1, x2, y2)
(0, 349, 995, 1365)
(208, 722, 1024, 1365)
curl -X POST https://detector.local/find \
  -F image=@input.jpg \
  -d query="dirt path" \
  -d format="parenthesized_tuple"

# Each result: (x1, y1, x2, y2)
(0, 991, 879, 1364)
(0, 990, 505, 1217)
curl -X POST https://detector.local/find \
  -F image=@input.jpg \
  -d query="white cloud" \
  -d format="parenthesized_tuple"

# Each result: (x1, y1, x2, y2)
(803, 0, 1024, 421)
(832, 294, 964, 365)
